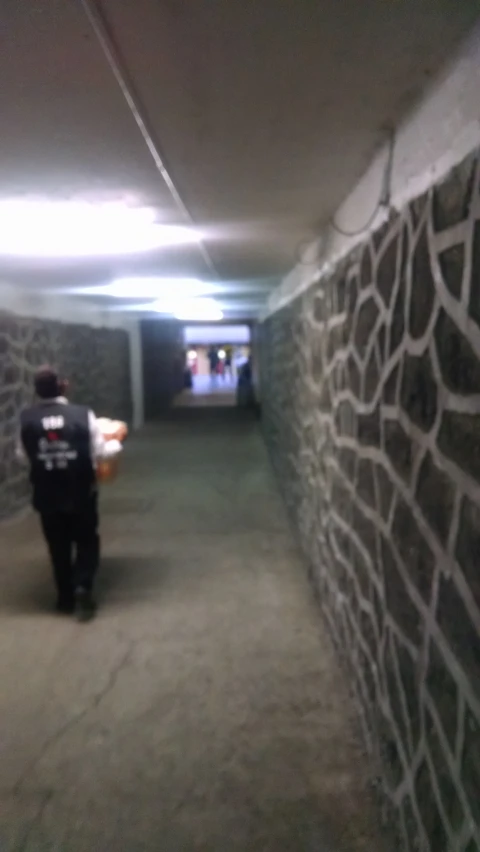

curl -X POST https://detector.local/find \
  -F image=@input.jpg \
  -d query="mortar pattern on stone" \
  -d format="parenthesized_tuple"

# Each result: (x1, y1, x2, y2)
(260, 150, 480, 852)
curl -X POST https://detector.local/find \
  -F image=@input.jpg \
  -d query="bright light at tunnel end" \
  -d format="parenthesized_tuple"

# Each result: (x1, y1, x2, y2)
(0, 199, 202, 257)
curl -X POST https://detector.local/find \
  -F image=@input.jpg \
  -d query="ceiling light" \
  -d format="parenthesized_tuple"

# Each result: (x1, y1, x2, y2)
(78, 277, 215, 299)
(0, 199, 201, 258)
(89, 296, 224, 322)
(147, 297, 223, 322)
(174, 299, 223, 322)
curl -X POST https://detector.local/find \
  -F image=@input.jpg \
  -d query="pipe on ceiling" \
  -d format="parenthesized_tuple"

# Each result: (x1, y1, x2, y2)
(79, 0, 216, 276)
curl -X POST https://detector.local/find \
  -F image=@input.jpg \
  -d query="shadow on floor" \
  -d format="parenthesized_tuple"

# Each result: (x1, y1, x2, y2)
(0, 555, 171, 616)
(162, 405, 259, 424)
(96, 555, 170, 606)
(0, 563, 54, 615)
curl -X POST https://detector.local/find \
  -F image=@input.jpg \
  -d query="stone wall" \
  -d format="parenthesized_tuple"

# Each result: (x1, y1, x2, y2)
(0, 312, 132, 519)
(260, 150, 480, 852)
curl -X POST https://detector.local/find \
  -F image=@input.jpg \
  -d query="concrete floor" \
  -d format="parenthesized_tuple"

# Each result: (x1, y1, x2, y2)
(175, 375, 237, 407)
(0, 409, 386, 851)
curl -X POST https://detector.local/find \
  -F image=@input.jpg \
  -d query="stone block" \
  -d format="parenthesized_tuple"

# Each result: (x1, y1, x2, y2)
(335, 399, 357, 438)
(384, 418, 413, 484)
(383, 362, 400, 405)
(377, 324, 386, 365)
(354, 297, 380, 360)
(318, 379, 331, 412)
(396, 640, 421, 752)
(360, 242, 373, 289)
(374, 464, 395, 522)
(415, 451, 455, 546)
(469, 220, 480, 329)
(377, 709, 404, 792)
(438, 243, 464, 300)
(415, 759, 450, 851)
(400, 351, 438, 432)
(389, 274, 406, 357)
(391, 497, 435, 602)
(331, 477, 352, 523)
(313, 292, 326, 323)
(351, 500, 378, 559)
(384, 633, 411, 751)
(337, 446, 357, 482)
(345, 354, 361, 398)
(435, 307, 480, 395)
(382, 535, 423, 645)
(438, 412, 480, 483)
(373, 216, 395, 252)
(363, 348, 380, 403)
(426, 641, 459, 751)
(336, 275, 347, 314)
(410, 226, 436, 339)
(399, 224, 410, 277)
(357, 407, 381, 448)
(351, 545, 373, 598)
(401, 795, 422, 852)
(376, 235, 399, 307)
(433, 154, 476, 231)
(357, 457, 377, 509)
(410, 193, 429, 230)
(427, 754, 466, 848)
(461, 707, 480, 826)
(455, 495, 480, 611)
(437, 576, 480, 701)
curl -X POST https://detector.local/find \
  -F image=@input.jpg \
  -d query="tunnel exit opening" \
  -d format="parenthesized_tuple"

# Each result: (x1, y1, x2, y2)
(140, 319, 255, 418)
(179, 324, 251, 409)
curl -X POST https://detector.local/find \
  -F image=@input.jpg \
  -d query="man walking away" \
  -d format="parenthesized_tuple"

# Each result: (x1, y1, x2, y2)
(19, 366, 122, 621)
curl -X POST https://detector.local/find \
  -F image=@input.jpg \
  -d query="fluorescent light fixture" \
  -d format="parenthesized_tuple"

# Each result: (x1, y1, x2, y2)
(174, 299, 223, 322)
(0, 199, 201, 257)
(148, 297, 223, 321)
(78, 277, 215, 299)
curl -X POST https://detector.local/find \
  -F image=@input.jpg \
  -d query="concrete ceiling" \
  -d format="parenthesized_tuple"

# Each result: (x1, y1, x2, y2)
(0, 0, 478, 318)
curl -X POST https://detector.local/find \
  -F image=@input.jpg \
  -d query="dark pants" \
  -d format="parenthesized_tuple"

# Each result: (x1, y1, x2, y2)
(40, 497, 100, 601)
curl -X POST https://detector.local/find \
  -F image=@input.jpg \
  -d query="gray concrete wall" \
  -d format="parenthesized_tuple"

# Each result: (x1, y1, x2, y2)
(0, 311, 132, 519)
(259, 148, 480, 852)
(141, 319, 185, 419)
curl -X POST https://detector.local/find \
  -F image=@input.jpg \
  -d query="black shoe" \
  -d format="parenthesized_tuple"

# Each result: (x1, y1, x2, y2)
(74, 588, 97, 622)
(56, 596, 75, 615)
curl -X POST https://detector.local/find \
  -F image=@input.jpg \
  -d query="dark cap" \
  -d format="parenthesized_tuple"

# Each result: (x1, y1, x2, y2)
(34, 366, 63, 400)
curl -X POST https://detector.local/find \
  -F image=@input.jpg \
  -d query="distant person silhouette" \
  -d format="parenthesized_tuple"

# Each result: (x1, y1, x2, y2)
(208, 346, 219, 380)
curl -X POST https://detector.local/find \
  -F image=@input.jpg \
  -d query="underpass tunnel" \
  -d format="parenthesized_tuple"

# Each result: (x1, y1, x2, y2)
(142, 321, 254, 411)
(1, 4, 480, 851)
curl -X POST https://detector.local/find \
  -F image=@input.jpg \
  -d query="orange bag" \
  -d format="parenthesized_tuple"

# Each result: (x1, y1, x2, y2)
(95, 418, 128, 484)
(97, 456, 120, 483)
